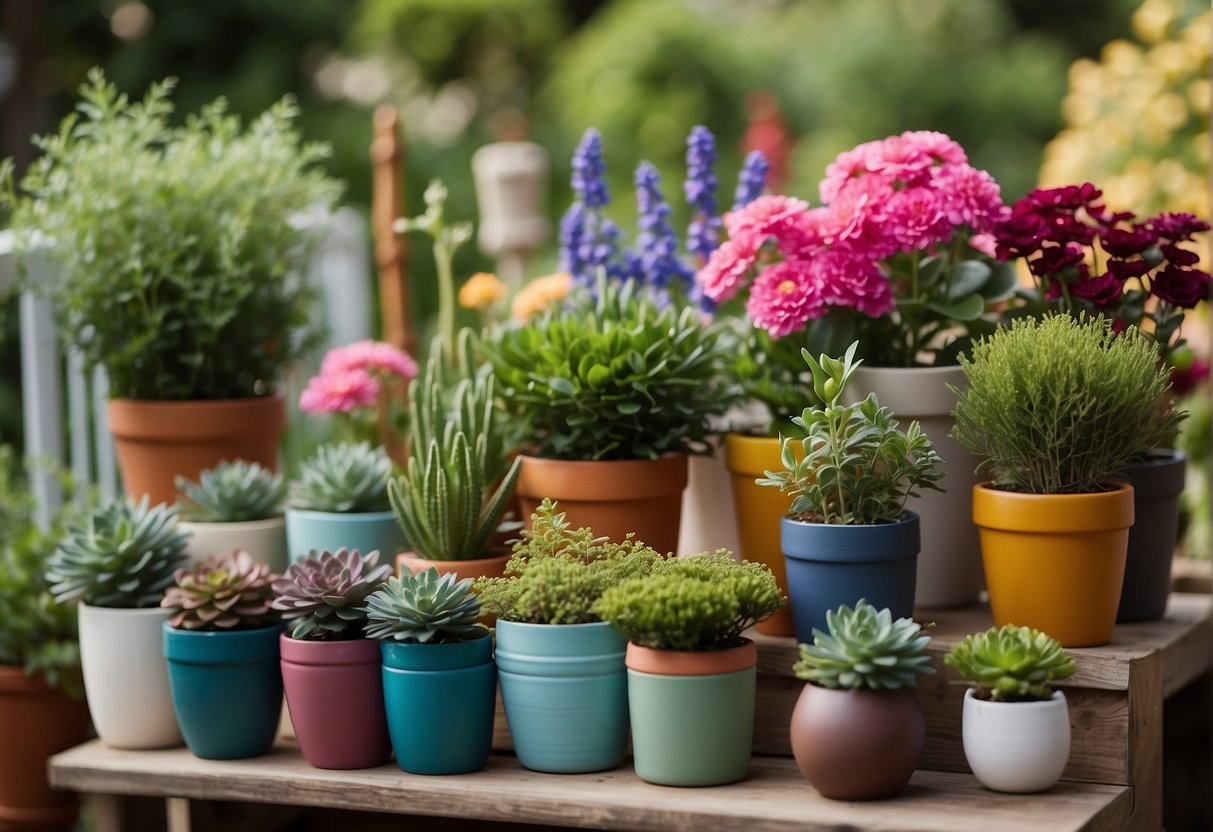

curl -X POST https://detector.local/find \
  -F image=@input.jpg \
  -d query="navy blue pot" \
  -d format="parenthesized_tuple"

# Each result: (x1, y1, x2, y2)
(163, 623, 284, 760)
(781, 512, 920, 642)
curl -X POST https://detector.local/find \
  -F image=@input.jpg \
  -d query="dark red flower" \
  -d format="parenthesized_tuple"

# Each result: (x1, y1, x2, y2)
(1070, 271, 1124, 309)
(1028, 242, 1085, 276)
(1151, 264, 1211, 308)
(1106, 258, 1151, 281)
(1149, 212, 1210, 243)
(1170, 359, 1209, 396)
(1161, 243, 1201, 268)
(1101, 225, 1157, 257)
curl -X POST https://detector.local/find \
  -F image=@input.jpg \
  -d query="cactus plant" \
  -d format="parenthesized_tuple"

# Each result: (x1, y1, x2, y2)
(45, 497, 189, 608)
(793, 600, 935, 690)
(364, 568, 486, 643)
(161, 550, 278, 631)
(290, 442, 393, 513)
(271, 548, 391, 640)
(944, 624, 1076, 702)
(176, 460, 285, 523)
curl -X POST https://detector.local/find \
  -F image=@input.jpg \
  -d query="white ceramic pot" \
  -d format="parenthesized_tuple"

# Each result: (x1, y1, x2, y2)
(677, 442, 740, 557)
(78, 604, 182, 749)
(961, 688, 1070, 793)
(179, 517, 288, 574)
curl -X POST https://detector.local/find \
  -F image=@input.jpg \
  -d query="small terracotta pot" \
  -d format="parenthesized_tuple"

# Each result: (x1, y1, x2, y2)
(395, 552, 510, 581)
(109, 394, 285, 506)
(789, 684, 924, 800)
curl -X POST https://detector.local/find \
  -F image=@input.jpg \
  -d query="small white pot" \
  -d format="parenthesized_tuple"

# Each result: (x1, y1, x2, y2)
(179, 517, 288, 574)
(78, 604, 182, 750)
(962, 687, 1070, 793)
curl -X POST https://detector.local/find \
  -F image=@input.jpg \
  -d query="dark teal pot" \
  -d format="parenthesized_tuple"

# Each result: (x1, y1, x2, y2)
(781, 512, 919, 643)
(495, 620, 627, 773)
(162, 623, 284, 760)
(380, 634, 496, 775)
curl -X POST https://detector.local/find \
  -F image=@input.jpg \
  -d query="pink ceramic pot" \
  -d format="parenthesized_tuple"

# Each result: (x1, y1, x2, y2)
(279, 635, 391, 769)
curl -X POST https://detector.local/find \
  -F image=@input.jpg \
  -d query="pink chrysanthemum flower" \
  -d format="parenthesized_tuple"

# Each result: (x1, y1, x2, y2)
(697, 234, 761, 302)
(299, 368, 381, 414)
(822, 254, 896, 318)
(882, 186, 952, 251)
(746, 260, 829, 338)
(723, 194, 812, 241)
(320, 340, 418, 381)
(932, 165, 1009, 232)
(900, 130, 968, 166)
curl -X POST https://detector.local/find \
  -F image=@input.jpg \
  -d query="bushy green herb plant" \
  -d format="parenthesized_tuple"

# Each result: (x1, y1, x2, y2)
(757, 342, 944, 524)
(161, 550, 278, 631)
(593, 552, 785, 651)
(2, 69, 340, 400)
(793, 600, 934, 690)
(950, 315, 1181, 494)
(290, 442, 393, 513)
(271, 548, 391, 640)
(364, 568, 487, 644)
(475, 499, 661, 624)
(175, 460, 285, 523)
(944, 624, 1076, 702)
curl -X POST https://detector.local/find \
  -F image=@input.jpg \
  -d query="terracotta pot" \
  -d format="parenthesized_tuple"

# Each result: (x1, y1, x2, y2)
(395, 552, 510, 581)
(516, 455, 688, 555)
(0, 668, 91, 832)
(180, 517, 288, 574)
(789, 684, 924, 800)
(974, 482, 1134, 647)
(1118, 450, 1187, 622)
(109, 394, 285, 506)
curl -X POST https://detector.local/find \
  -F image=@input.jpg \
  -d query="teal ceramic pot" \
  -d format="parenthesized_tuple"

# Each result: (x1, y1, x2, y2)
(380, 634, 496, 775)
(495, 620, 628, 773)
(625, 641, 757, 787)
(284, 509, 406, 565)
(162, 623, 284, 760)
(781, 512, 919, 643)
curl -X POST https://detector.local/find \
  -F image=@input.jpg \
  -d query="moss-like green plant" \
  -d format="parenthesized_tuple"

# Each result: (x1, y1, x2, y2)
(950, 314, 1181, 494)
(475, 499, 661, 624)
(364, 568, 487, 644)
(944, 624, 1076, 702)
(793, 600, 934, 690)
(290, 442, 393, 513)
(175, 460, 285, 522)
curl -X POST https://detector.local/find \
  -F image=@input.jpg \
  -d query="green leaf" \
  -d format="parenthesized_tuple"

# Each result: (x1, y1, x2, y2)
(946, 260, 992, 302)
(926, 294, 985, 322)
(548, 377, 576, 396)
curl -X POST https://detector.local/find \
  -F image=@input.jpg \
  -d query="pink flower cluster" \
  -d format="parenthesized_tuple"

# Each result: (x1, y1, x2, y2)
(299, 340, 419, 414)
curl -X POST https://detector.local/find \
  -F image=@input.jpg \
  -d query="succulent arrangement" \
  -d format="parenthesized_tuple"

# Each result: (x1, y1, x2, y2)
(45, 497, 189, 609)
(364, 568, 486, 644)
(290, 442, 394, 513)
(161, 551, 278, 631)
(175, 460, 286, 523)
(271, 548, 391, 640)
(793, 600, 935, 690)
(944, 624, 1076, 702)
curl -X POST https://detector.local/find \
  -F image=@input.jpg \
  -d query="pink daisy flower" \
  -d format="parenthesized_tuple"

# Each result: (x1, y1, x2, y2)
(697, 233, 761, 302)
(900, 130, 967, 166)
(299, 368, 381, 414)
(931, 165, 1009, 232)
(746, 260, 829, 339)
(723, 194, 812, 241)
(882, 186, 952, 252)
(320, 340, 418, 381)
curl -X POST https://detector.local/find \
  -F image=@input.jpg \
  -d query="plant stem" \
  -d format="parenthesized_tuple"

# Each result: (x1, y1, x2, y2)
(435, 235, 455, 368)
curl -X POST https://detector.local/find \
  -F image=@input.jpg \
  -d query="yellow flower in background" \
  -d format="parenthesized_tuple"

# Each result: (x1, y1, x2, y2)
(512, 272, 572, 321)
(458, 271, 507, 311)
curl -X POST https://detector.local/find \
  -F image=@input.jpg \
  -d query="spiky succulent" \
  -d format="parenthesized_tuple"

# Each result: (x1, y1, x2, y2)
(289, 442, 393, 513)
(161, 550, 278, 631)
(944, 624, 1076, 702)
(175, 460, 286, 522)
(46, 497, 190, 608)
(271, 548, 391, 640)
(364, 568, 486, 644)
(794, 600, 935, 690)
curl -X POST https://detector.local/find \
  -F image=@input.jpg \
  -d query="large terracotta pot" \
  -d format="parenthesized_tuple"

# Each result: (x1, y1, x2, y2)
(0, 668, 91, 832)
(109, 394, 285, 506)
(516, 454, 688, 555)
(1118, 449, 1187, 623)
(974, 482, 1134, 648)
(180, 517, 288, 574)
(396, 552, 510, 581)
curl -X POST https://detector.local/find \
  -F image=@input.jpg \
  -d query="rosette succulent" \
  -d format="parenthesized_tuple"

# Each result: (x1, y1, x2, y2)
(176, 460, 286, 523)
(289, 442, 393, 513)
(944, 624, 1076, 702)
(364, 568, 486, 644)
(794, 600, 935, 690)
(271, 548, 391, 640)
(162, 550, 278, 631)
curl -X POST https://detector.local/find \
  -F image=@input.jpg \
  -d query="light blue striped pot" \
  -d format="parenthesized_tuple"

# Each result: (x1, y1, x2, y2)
(284, 508, 406, 565)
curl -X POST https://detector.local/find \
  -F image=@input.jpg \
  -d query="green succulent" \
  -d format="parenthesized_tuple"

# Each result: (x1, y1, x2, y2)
(46, 497, 190, 609)
(175, 460, 285, 522)
(794, 600, 935, 690)
(271, 548, 392, 640)
(364, 568, 486, 644)
(162, 550, 278, 631)
(944, 624, 1076, 702)
(290, 442, 393, 513)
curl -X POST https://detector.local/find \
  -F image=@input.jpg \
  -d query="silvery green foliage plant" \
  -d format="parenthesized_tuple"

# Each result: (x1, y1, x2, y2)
(364, 568, 486, 644)
(271, 548, 391, 640)
(757, 341, 944, 525)
(793, 600, 934, 690)
(290, 442, 393, 513)
(175, 460, 285, 523)
(944, 624, 1076, 702)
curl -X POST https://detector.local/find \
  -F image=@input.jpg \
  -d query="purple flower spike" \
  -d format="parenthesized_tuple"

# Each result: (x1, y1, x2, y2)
(684, 126, 721, 263)
(633, 161, 694, 291)
(733, 150, 770, 209)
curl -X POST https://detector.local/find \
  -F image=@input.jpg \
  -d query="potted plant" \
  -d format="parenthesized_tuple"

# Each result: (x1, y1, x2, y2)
(757, 342, 944, 643)
(176, 460, 288, 573)
(161, 551, 283, 760)
(476, 499, 660, 773)
(789, 600, 935, 800)
(944, 624, 1076, 793)
(951, 314, 1180, 646)
(593, 552, 785, 786)
(271, 548, 392, 769)
(3, 70, 340, 504)
(44, 497, 189, 749)
(365, 568, 495, 775)
(285, 441, 405, 565)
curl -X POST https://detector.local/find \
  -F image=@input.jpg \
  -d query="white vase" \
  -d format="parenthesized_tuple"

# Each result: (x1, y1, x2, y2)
(961, 688, 1070, 793)
(179, 517, 288, 574)
(78, 604, 182, 750)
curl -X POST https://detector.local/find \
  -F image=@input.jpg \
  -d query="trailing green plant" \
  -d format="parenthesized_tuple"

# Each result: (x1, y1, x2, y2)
(45, 497, 189, 609)
(289, 442, 393, 513)
(479, 275, 735, 460)
(943, 624, 1076, 702)
(593, 551, 785, 651)
(950, 314, 1182, 494)
(271, 548, 391, 640)
(1, 68, 340, 400)
(756, 341, 944, 524)
(793, 600, 935, 690)
(364, 568, 487, 644)
(175, 460, 285, 523)
(475, 499, 661, 624)
(161, 550, 278, 631)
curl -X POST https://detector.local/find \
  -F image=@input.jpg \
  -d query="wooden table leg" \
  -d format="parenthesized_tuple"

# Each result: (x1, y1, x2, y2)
(166, 797, 192, 832)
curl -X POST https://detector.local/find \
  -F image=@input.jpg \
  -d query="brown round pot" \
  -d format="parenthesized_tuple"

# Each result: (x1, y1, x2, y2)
(0, 668, 92, 832)
(516, 455, 688, 555)
(108, 394, 285, 506)
(789, 684, 924, 800)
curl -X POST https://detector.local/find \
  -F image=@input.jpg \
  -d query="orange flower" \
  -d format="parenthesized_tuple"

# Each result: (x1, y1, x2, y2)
(458, 272, 507, 310)
(512, 272, 572, 321)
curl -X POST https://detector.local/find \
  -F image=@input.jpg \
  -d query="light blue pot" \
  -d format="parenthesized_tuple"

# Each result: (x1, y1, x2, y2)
(495, 619, 628, 773)
(284, 508, 407, 565)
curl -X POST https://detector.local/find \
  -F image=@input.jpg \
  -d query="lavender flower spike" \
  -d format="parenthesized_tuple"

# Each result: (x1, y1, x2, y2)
(733, 150, 770, 209)
(633, 161, 693, 291)
(684, 126, 721, 264)
(559, 128, 623, 285)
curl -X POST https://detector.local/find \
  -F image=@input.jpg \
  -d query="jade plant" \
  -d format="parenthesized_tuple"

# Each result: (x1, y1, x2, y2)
(290, 442, 393, 514)
(161, 551, 279, 631)
(176, 460, 286, 523)
(794, 600, 935, 690)
(364, 568, 487, 644)
(944, 624, 1076, 702)
(271, 548, 391, 640)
